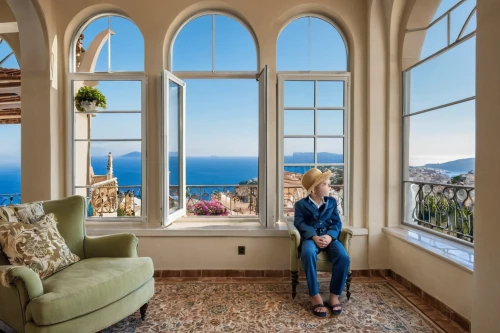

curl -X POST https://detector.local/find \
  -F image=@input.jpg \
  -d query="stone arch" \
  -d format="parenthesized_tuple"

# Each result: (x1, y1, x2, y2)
(402, 0, 440, 70)
(5, 0, 53, 201)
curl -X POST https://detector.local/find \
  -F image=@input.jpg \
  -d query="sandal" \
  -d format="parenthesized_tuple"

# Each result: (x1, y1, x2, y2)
(311, 304, 328, 319)
(325, 301, 342, 315)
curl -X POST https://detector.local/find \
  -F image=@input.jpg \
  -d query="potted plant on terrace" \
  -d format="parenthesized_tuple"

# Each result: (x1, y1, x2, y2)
(75, 86, 107, 112)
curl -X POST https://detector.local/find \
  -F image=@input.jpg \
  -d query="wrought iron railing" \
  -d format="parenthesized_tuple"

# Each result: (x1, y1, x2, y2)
(283, 185, 344, 217)
(405, 181, 474, 243)
(0, 193, 21, 206)
(169, 184, 258, 216)
(86, 181, 142, 217)
(168, 184, 344, 217)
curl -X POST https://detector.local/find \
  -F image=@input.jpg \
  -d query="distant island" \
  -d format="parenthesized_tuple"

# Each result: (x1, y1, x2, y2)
(422, 158, 475, 172)
(118, 151, 141, 158)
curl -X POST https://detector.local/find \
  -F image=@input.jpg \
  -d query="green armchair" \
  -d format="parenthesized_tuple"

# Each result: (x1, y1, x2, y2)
(0, 196, 155, 333)
(286, 222, 353, 300)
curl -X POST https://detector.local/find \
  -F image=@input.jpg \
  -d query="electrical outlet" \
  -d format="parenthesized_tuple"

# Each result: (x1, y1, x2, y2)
(238, 246, 245, 255)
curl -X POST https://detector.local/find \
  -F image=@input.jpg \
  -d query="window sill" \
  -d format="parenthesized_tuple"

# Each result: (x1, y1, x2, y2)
(383, 226, 473, 273)
(85, 220, 368, 237)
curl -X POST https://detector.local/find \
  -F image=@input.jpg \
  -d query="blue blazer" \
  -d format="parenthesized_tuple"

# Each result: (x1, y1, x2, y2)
(293, 196, 343, 241)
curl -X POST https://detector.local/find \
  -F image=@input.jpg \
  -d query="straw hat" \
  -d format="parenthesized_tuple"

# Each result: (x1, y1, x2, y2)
(301, 168, 332, 195)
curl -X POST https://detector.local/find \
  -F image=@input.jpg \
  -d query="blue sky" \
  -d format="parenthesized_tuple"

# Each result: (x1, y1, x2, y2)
(0, 1, 476, 167)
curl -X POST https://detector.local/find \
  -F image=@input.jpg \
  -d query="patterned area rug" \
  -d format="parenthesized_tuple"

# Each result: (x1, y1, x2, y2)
(101, 280, 444, 332)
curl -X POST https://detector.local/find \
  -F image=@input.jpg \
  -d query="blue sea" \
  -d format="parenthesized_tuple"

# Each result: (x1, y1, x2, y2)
(0, 154, 332, 205)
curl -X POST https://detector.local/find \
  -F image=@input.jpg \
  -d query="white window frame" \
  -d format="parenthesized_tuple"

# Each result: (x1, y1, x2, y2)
(67, 72, 148, 223)
(161, 70, 186, 226)
(277, 73, 350, 224)
(166, 13, 268, 227)
(401, 0, 476, 246)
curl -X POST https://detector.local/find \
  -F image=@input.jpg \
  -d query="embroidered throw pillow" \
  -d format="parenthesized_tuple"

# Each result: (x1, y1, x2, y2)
(0, 202, 45, 224)
(0, 213, 80, 279)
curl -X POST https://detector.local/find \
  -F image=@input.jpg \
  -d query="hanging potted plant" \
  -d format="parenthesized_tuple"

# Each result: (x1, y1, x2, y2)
(74, 86, 107, 112)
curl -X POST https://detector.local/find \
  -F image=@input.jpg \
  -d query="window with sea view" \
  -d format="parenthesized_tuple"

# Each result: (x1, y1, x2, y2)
(403, 0, 476, 243)
(69, 15, 146, 220)
(277, 16, 349, 221)
(165, 13, 267, 225)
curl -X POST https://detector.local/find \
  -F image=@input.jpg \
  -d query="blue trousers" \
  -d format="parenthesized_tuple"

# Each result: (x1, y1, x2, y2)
(301, 239, 350, 297)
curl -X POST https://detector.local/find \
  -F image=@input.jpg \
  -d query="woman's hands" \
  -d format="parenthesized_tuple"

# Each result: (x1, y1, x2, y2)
(312, 235, 333, 248)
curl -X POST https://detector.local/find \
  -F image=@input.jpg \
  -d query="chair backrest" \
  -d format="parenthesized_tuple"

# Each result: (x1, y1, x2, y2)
(0, 196, 87, 265)
(42, 195, 86, 259)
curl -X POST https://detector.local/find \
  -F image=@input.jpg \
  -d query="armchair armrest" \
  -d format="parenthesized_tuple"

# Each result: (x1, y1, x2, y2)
(286, 222, 301, 271)
(84, 233, 138, 258)
(0, 265, 44, 300)
(338, 227, 353, 255)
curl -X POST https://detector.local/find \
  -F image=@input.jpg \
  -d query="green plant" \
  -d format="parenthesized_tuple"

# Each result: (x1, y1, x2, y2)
(75, 86, 107, 112)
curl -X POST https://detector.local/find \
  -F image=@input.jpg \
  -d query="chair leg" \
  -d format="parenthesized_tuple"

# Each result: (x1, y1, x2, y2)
(291, 271, 299, 299)
(140, 302, 149, 321)
(346, 270, 353, 300)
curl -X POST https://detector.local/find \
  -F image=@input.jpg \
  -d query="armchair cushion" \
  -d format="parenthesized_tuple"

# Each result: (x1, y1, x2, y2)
(26, 256, 154, 326)
(0, 213, 80, 279)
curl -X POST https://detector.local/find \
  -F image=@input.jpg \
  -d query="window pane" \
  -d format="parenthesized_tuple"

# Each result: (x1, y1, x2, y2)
(277, 18, 308, 71)
(283, 165, 313, 216)
(317, 81, 344, 107)
(450, 0, 476, 41)
(0, 40, 19, 69)
(432, 0, 462, 21)
(421, 17, 448, 59)
(284, 110, 314, 135)
(277, 17, 347, 71)
(284, 81, 314, 107)
(317, 110, 343, 135)
(0, 124, 21, 205)
(461, 11, 476, 37)
(406, 101, 475, 185)
(284, 138, 314, 163)
(73, 81, 142, 112)
(310, 18, 347, 71)
(74, 141, 142, 217)
(168, 81, 181, 213)
(317, 138, 343, 163)
(214, 15, 256, 71)
(407, 37, 475, 114)
(282, 165, 344, 217)
(78, 16, 144, 72)
(74, 113, 141, 140)
(172, 15, 212, 71)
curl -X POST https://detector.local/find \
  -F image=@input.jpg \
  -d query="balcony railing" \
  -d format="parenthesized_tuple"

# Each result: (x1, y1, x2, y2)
(86, 181, 142, 218)
(168, 184, 344, 217)
(169, 185, 258, 216)
(0, 193, 21, 206)
(404, 181, 474, 243)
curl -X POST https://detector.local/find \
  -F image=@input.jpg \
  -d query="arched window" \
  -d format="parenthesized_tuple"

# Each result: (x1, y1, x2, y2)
(277, 16, 347, 71)
(72, 15, 144, 72)
(277, 16, 349, 222)
(0, 38, 21, 205)
(163, 13, 267, 226)
(171, 14, 257, 72)
(403, 0, 476, 243)
(69, 15, 146, 221)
